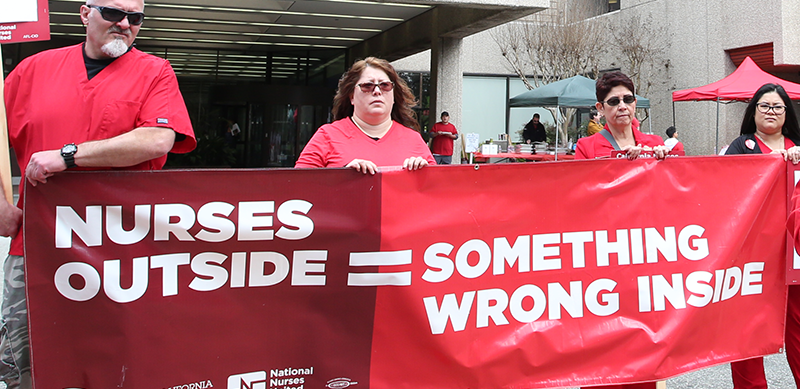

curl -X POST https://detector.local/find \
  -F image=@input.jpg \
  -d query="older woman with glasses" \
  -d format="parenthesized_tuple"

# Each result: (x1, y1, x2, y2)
(295, 57, 435, 173)
(726, 83, 800, 389)
(575, 72, 668, 160)
(574, 71, 666, 389)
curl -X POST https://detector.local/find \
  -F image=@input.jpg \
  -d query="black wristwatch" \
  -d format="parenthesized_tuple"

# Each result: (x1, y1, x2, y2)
(61, 143, 78, 169)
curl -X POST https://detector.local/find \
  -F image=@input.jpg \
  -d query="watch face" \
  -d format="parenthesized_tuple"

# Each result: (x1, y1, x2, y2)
(62, 144, 77, 155)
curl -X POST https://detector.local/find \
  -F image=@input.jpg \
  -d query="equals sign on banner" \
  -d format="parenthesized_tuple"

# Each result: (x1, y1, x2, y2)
(347, 250, 412, 286)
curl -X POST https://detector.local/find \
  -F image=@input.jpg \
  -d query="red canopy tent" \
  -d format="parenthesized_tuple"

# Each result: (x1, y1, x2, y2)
(673, 56, 800, 101)
(672, 56, 800, 152)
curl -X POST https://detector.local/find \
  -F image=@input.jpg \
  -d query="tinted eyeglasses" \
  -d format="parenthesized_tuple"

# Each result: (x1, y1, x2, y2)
(602, 95, 636, 106)
(357, 81, 394, 93)
(756, 103, 786, 115)
(88, 5, 145, 26)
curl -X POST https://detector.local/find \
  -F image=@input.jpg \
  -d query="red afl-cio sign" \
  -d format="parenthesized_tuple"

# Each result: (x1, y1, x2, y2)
(0, 0, 50, 44)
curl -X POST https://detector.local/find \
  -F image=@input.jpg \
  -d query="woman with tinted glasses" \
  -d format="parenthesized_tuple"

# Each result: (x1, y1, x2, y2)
(726, 83, 800, 389)
(295, 57, 435, 173)
(575, 72, 668, 160)
(574, 71, 664, 389)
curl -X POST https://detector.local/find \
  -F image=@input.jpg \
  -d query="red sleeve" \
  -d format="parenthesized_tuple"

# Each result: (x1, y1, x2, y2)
(408, 129, 437, 165)
(410, 129, 437, 165)
(575, 135, 607, 160)
(295, 128, 330, 168)
(673, 142, 685, 152)
(425, 152, 437, 165)
(137, 61, 196, 154)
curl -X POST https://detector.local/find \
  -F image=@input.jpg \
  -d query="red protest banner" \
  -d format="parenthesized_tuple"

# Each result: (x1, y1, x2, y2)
(26, 169, 383, 389)
(789, 163, 800, 283)
(24, 156, 788, 389)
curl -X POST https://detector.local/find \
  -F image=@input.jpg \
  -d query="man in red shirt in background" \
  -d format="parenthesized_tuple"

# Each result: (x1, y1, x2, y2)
(430, 111, 459, 164)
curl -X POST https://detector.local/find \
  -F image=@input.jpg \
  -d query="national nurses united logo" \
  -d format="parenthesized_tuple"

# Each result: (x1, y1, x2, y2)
(228, 367, 316, 389)
(228, 371, 267, 389)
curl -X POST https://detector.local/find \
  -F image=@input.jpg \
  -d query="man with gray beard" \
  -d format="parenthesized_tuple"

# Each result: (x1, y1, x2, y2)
(0, 0, 196, 387)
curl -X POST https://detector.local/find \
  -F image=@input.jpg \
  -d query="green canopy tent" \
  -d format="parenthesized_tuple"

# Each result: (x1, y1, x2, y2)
(509, 75, 650, 108)
(509, 75, 651, 159)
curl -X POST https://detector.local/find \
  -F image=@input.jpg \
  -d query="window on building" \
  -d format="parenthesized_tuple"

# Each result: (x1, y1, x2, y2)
(399, 72, 431, 132)
(608, 0, 620, 12)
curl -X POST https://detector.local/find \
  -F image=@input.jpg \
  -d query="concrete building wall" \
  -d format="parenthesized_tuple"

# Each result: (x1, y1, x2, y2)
(779, 3, 800, 65)
(664, 0, 731, 154)
(394, 0, 800, 155)
(664, 0, 799, 154)
(392, 25, 523, 75)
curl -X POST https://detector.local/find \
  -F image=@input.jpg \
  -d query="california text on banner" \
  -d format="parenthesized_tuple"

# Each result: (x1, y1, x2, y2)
(24, 155, 788, 389)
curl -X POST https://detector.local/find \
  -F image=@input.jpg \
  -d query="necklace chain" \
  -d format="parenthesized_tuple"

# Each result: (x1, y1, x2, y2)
(755, 133, 784, 151)
(352, 116, 390, 139)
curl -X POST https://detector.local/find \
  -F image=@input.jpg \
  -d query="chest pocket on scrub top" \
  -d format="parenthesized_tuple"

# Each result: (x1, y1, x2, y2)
(98, 100, 142, 139)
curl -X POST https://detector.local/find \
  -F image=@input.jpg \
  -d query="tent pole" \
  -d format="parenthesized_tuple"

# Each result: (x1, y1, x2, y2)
(715, 98, 720, 154)
(672, 101, 676, 128)
(555, 108, 560, 161)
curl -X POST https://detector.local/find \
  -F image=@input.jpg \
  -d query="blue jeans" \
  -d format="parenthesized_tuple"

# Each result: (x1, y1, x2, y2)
(434, 155, 452, 165)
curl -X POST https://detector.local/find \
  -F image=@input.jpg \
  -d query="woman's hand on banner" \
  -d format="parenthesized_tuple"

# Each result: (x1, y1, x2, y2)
(403, 156, 429, 171)
(621, 144, 669, 161)
(779, 146, 800, 164)
(346, 159, 379, 175)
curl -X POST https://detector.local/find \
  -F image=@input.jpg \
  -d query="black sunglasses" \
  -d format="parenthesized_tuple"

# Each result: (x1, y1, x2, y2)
(357, 81, 394, 93)
(88, 5, 145, 25)
(602, 95, 636, 106)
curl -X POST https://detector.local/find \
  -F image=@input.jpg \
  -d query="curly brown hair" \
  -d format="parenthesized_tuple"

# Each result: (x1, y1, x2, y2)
(332, 57, 420, 132)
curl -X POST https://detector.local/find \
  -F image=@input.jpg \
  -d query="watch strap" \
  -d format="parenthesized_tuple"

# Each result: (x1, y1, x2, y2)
(63, 154, 77, 169)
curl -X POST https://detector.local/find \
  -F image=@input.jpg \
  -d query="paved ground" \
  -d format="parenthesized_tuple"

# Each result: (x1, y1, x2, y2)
(666, 353, 793, 388)
(0, 235, 792, 389)
(562, 353, 794, 388)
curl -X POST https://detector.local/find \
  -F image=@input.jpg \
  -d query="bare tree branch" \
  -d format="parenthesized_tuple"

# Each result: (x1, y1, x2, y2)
(491, 24, 535, 90)
(491, 0, 608, 145)
(493, 2, 670, 143)
(611, 12, 669, 97)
